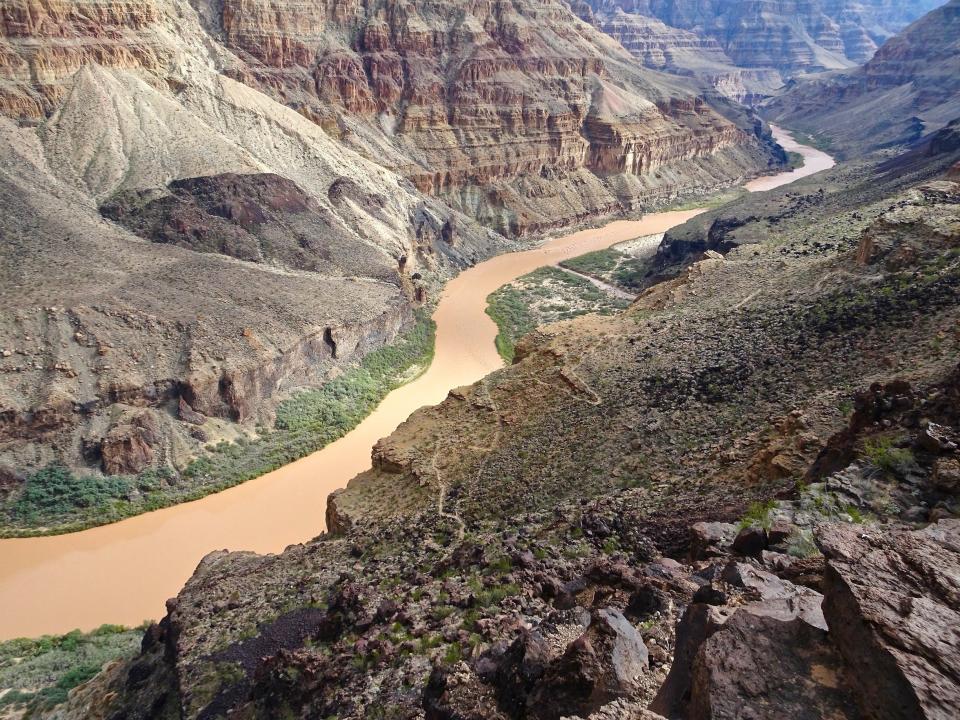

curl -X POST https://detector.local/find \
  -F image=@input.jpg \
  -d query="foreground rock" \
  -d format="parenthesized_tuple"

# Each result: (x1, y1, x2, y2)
(819, 521, 960, 720)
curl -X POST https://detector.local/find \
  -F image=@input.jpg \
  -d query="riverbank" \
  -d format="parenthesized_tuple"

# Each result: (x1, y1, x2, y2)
(0, 311, 437, 538)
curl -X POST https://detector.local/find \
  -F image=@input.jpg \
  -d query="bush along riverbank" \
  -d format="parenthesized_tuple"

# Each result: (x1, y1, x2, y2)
(0, 310, 437, 537)
(0, 624, 147, 716)
(486, 266, 630, 363)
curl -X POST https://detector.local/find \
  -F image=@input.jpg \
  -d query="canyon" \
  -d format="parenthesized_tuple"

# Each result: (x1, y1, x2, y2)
(0, 0, 787, 535)
(0, 126, 826, 642)
(767, 0, 960, 154)
(33, 111, 960, 719)
(578, 0, 942, 102)
(0, 0, 958, 718)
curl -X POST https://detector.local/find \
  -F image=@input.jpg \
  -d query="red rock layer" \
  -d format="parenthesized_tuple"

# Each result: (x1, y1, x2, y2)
(0, 0, 168, 117)
(205, 0, 769, 233)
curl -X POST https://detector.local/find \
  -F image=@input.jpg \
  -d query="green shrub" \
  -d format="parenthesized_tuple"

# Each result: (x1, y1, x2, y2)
(863, 437, 916, 475)
(9, 466, 132, 524)
(485, 286, 536, 363)
(0, 624, 144, 713)
(738, 499, 778, 530)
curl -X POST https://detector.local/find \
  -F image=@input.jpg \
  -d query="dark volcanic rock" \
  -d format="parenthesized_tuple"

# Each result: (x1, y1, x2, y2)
(529, 608, 648, 720)
(689, 521, 737, 560)
(731, 525, 768, 557)
(689, 611, 861, 720)
(652, 563, 828, 718)
(101, 173, 395, 279)
(817, 521, 960, 720)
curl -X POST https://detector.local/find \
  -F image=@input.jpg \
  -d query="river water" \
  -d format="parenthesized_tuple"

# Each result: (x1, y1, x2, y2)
(0, 126, 833, 640)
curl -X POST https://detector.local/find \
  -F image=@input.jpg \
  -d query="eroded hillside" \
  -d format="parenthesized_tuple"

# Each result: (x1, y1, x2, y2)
(578, 0, 943, 103)
(766, 0, 960, 154)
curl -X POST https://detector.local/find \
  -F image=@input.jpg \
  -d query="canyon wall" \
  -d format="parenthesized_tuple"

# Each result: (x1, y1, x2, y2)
(0, 0, 779, 505)
(767, 0, 960, 154)
(579, 0, 944, 102)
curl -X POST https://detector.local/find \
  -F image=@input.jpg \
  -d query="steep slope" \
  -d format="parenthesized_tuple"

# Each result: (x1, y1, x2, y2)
(579, 0, 944, 102)
(767, 0, 960, 155)
(0, 58, 502, 532)
(36, 125, 960, 720)
(0, 0, 784, 531)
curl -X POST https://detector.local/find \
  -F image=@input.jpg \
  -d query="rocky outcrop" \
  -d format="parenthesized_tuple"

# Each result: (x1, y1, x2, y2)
(767, 0, 960, 155)
(855, 180, 960, 269)
(100, 172, 404, 279)
(818, 521, 960, 720)
(101, 411, 157, 475)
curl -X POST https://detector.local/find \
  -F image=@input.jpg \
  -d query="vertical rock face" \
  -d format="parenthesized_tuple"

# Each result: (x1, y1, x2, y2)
(192, 0, 774, 235)
(580, 0, 942, 102)
(818, 521, 960, 720)
(592, 10, 784, 103)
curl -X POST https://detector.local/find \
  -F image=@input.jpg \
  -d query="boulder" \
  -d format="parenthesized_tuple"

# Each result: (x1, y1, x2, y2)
(931, 457, 960, 493)
(732, 525, 768, 557)
(688, 611, 861, 720)
(818, 521, 960, 720)
(178, 397, 207, 425)
(689, 522, 738, 560)
(652, 564, 827, 718)
(529, 608, 648, 720)
(767, 521, 796, 547)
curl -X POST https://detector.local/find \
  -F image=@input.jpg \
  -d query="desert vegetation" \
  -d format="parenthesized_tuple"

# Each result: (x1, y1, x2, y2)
(486, 267, 630, 362)
(0, 624, 145, 716)
(0, 311, 436, 536)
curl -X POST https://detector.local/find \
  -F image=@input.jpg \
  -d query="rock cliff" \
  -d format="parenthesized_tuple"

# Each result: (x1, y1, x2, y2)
(0, 0, 779, 237)
(200, 0, 777, 235)
(0, 0, 785, 530)
(579, 0, 942, 102)
(766, 0, 960, 154)
(11, 4, 960, 716)
(591, 11, 783, 104)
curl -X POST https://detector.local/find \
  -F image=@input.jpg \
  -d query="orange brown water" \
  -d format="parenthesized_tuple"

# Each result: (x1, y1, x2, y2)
(0, 126, 829, 640)
(745, 125, 834, 191)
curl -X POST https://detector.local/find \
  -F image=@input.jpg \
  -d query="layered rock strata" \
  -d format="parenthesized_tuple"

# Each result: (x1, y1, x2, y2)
(767, 0, 960, 155)
(585, 0, 943, 75)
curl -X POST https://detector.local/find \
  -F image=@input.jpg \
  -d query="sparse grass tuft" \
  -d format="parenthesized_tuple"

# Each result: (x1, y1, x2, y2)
(863, 437, 916, 476)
